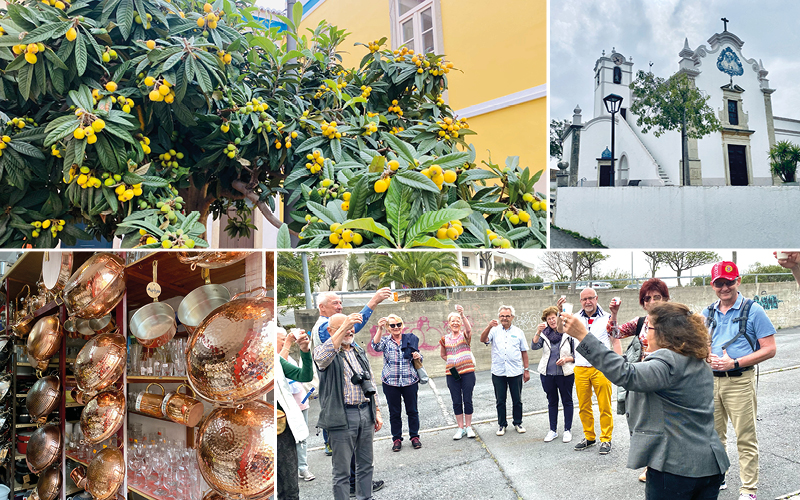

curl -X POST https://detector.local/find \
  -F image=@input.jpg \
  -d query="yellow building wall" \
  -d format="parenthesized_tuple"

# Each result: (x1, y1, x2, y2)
(299, 0, 391, 69)
(439, 0, 546, 110)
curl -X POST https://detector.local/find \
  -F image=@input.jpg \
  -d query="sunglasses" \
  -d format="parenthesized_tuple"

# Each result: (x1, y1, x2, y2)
(713, 278, 737, 288)
(388, 322, 403, 328)
(643, 295, 663, 303)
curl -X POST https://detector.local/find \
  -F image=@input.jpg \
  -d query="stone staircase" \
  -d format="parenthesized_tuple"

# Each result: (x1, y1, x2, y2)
(657, 164, 674, 186)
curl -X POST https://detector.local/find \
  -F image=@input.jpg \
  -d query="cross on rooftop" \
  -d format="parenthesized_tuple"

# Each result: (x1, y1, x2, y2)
(722, 17, 729, 31)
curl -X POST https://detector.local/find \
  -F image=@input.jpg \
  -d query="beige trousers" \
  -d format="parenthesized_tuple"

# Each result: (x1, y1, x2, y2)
(713, 369, 758, 495)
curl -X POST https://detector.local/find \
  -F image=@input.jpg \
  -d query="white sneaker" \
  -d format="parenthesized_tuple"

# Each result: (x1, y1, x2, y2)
(514, 424, 526, 434)
(298, 469, 315, 481)
(562, 430, 572, 443)
(738, 494, 756, 500)
(453, 428, 465, 440)
(465, 426, 476, 438)
(496, 426, 506, 436)
(544, 430, 558, 442)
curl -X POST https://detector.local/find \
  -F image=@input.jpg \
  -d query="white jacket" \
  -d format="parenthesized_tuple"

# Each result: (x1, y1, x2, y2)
(535, 332, 575, 377)
(275, 357, 309, 443)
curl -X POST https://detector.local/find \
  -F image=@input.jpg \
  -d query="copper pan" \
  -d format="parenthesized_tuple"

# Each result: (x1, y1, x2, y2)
(73, 332, 126, 397)
(177, 251, 250, 270)
(62, 253, 126, 319)
(196, 401, 275, 500)
(41, 251, 73, 296)
(70, 447, 124, 500)
(26, 424, 61, 473)
(187, 289, 274, 404)
(26, 315, 62, 371)
(80, 389, 125, 444)
(29, 280, 48, 312)
(88, 314, 116, 335)
(31, 466, 61, 500)
(64, 316, 94, 337)
(130, 302, 176, 349)
(26, 376, 61, 424)
(12, 285, 34, 337)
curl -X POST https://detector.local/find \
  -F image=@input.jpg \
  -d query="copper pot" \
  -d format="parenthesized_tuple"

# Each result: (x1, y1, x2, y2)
(177, 251, 250, 269)
(29, 281, 49, 312)
(134, 383, 166, 418)
(26, 376, 61, 424)
(130, 302, 176, 349)
(30, 466, 61, 500)
(27, 315, 63, 371)
(70, 447, 124, 500)
(187, 290, 274, 404)
(64, 316, 95, 337)
(12, 285, 34, 337)
(88, 314, 116, 335)
(41, 252, 73, 296)
(80, 389, 125, 444)
(197, 401, 275, 500)
(73, 332, 126, 397)
(26, 424, 61, 474)
(62, 253, 126, 319)
(163, 384, 205, 427)
(178, 284, 231, 334)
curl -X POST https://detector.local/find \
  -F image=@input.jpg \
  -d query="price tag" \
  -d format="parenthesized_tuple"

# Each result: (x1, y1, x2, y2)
(146, 282, 161, 299)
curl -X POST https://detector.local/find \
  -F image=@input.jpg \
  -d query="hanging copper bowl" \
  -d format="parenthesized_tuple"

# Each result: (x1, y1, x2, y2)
(26, 424, 61, 474)
(73, 332, 126, 398)
(26, 376, 61, 424)
(29, 466, 61, 500)
(69, 447, 124, 500)
(88, 314, 116, 335)
(80, 389, 125, 444)
(196, 401, 275, 500)
(65, 317, 95, 337)
(176, 251, 250, 269)
(41, 252, 73, 296)
(178, 284, 231, 334)
(26, 315, 63, 371)
(62, 253, 126, 320)
(186, 290, 274, 404)
(130, 302, 176, 349)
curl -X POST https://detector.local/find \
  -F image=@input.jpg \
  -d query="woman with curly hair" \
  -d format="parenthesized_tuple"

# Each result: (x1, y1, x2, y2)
(561, 302, 729, 500)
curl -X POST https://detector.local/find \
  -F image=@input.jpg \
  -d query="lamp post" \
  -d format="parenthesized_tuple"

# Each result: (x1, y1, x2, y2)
(603, 93, 623, 186)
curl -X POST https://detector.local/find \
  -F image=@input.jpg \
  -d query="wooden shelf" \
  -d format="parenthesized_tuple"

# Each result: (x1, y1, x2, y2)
(128, 409, 197, 427)
(15, 452, 24, 460)
(15, 423, 37, 428)
(66, 401, 85, 408)
(14, 479, 33, 492)
(128, 483, 175, 500)
(65, 482, 84, 496)
(65, 452, 89, 467)
(126, 376, 188, 383)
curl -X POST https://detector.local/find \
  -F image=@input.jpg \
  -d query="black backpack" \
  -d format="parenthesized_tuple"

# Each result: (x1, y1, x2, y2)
(705, 298, 759, 352)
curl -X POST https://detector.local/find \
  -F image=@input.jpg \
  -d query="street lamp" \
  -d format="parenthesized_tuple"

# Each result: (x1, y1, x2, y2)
(603, 93, 623, 187)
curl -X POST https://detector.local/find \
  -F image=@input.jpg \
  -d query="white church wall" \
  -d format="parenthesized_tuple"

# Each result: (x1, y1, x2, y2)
(554, 186, 799, 247)
(775, 116, 800, 144)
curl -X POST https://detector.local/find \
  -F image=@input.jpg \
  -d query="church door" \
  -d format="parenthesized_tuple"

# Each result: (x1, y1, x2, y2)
(599, 165, 613, 186)
(727, 145, 748, 185)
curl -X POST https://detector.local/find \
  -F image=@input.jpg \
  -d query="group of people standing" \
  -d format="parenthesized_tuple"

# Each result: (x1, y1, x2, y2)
(276, 258, 780, 500)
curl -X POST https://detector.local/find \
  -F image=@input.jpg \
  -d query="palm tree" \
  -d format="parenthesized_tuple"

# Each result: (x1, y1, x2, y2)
(359, 252, 469, 302)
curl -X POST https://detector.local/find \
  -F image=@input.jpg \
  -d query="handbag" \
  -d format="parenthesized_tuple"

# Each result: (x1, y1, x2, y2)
(277, 409, 286, 435)
(413, 358, 429, 384)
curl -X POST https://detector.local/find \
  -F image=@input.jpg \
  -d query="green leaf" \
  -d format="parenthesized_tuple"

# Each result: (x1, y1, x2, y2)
(294, 136, 326, 155)
(404, 208, 471, 245)
(194, 61, 212, 93)
(22, 22, 62, 44)
(75, 30, 87, 76)
(468, 201, 507, 214)
(384, 179, 411, 246)
(419, 151, 470, 170)
(367, 155, 385, 173)
(330, 138, 342, 162)
(102, 186, 119, 213)
(277, 223, 291, 249)
(408, 236, 459, 249)
(306, 201, 341, 226)
(117, 0, 134, 38)
(380, 132, 417, 164)
(394, 169, 440, 193)
(460, 168, 497, 182)
(340, 218, 396, 247)
(18, 64, 32, 101)
(347, 173, 370, 220)
(8, 141, 45, 159)
(103, 123, 137, 145)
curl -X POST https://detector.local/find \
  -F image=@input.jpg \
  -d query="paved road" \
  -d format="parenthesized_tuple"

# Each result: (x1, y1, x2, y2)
(549, 225, 600, 248)
(295, 328, 800, 500)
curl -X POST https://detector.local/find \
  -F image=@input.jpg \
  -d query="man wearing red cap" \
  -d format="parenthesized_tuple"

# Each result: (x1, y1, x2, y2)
(703, 261, 777, 500)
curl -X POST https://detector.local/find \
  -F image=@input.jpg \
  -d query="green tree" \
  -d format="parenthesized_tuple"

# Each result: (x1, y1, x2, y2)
(277, 252, 325, 306)
(577, 251, 608, 281)
(550, 118, 570, 160)
(495, 261, 529, 280)
(596, 269, 632, 288)
(741, 262, 794, 283)
(629, 71, 720, 186)
(359, 251, 467, 302)
(768, 140, 800, 183)
(643, 251, 667, 278)
(660, 251, 720, 286)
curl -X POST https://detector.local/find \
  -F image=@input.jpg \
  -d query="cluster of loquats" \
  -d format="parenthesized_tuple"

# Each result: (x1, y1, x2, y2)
(158, 149, 185, 169)
(144, 76, 175, 103)
(320, 121, 342, 140)
(436, 220, 464, 241)
(134, 11, 153, 29)
(113, 182, 144, 202)
(138, 135, 152, 155)
(435, 117, 468, 141)
(429, 59, 454, 77)
(0, 135, 11, 158)
(420, 164, 457, 190)
(327, 223, 364, 249)
(196, 3, 220, 30)
(363, 121, 378, 136)
(367, 40, 381, 53)
(217, 48, 233, 65)
(305, 150, 327, 174)
(100, 47, 119, 63)
(72, 107, 107, 145)
(387, 100, 403, 116)
(373, 175, 391, 193)
(29, 219, 66, 239)
(486, 229, 512, 248)
(521, 192, 548, 212)
(11, 42, 45, 65)
(360, 85, 372, 98)
(139, 227, 195, 249)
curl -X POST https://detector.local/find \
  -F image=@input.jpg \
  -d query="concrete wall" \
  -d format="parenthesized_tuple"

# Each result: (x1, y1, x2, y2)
(554, 185, 800, 247)
(293, 282, 800, 378)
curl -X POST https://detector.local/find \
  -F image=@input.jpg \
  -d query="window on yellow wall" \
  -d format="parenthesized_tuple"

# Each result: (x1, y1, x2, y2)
(397, 0, 438, 54)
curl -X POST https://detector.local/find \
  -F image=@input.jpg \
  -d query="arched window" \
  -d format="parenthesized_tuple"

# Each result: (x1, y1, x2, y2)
(613, 67, 622, 84)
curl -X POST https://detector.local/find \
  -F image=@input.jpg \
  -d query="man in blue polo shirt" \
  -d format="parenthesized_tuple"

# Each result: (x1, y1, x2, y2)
(703, 261, 777, 500)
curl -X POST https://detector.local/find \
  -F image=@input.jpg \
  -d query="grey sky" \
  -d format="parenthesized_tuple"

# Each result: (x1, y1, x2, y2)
(551, 0, 800, 127)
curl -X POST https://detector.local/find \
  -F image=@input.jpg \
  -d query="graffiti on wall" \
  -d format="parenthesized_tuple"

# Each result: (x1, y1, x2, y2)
(754, 293, 782, 310)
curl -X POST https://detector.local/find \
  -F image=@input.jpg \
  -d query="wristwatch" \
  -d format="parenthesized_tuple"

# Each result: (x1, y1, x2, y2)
(733, 358, 740, 369)
(523, 368, 530, 372)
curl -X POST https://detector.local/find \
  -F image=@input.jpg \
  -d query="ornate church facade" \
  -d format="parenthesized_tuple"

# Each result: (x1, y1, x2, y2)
(561, 25, 800, 187)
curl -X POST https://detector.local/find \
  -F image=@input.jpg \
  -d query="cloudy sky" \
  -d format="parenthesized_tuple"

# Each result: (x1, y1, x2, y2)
(550, 0, 800, 126)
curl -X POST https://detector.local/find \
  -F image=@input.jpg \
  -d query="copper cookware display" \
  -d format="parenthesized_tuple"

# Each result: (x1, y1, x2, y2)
(80, 389, 125, 444)
(29, 466, 61, 500)
(69, 447, 124, 500)
(26, 376, 61, 424)
(11, 285, 34, 337)
(178, 269, 231, 334)
(177, 251, 250, 270)
(29, 280, 49, 312)
(73, 332, 127, 399)
(26, 315, 63, 371)
(196, 401, 275, 500)
(130, 261, 177, 349)
(64, 316, 94, 337)
(162, 384, 205, 427)
(41, 251, 73, 295)
(134, 383, 166, 418)
(25, 424, 61, 473)
(187, 289, 274, 404)
(62, 253, 126, 319)
(88, 314, 116, 335)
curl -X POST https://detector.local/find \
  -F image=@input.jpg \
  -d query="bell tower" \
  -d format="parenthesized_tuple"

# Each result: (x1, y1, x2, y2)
(593, 48, 634, 118)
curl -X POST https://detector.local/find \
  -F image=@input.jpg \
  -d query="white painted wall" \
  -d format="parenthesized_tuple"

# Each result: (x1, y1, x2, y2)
(554, 186, 800, 247)
(775, 116, 800, 143)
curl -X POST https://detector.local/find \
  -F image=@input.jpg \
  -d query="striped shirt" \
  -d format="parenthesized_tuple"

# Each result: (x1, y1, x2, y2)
(440, 332, 475, 376)
(371, 336, 419, 387)
(314, 338, 373, 405)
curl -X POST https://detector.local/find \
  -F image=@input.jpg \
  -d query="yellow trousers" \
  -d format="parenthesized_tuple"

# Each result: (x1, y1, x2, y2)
(574, 366, 613, 442)
(714, 369, 758, 495)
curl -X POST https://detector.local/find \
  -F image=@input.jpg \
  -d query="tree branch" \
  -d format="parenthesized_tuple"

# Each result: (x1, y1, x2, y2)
(231, 180, 298, 236)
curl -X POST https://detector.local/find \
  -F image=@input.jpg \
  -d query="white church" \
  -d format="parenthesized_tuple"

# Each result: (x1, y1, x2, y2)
(560, 24, 800, 188)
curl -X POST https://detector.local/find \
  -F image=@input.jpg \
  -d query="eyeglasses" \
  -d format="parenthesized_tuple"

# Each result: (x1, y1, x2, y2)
(646, 326, 657, 332)
(580, 297, 597, 302)
(498, 315, 513, 319)
(713, 278, 737, 288)
(388, 322, 403, 328)
(643, 295, 663, 303)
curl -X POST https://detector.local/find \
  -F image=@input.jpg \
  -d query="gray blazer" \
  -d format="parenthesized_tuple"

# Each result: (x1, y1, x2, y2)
(577, 334, 730, 477)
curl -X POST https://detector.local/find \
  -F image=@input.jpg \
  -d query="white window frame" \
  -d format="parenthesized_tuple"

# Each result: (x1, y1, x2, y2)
(391, 0, 443, 56)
